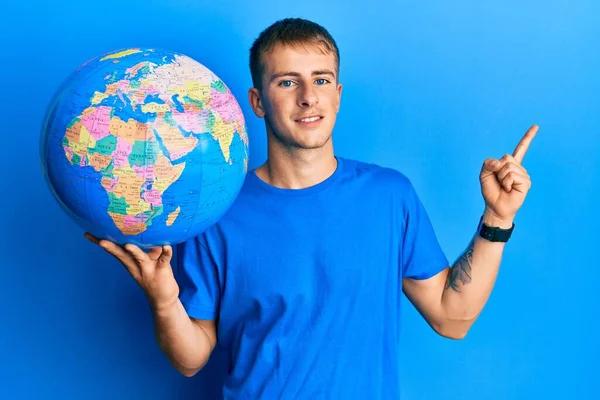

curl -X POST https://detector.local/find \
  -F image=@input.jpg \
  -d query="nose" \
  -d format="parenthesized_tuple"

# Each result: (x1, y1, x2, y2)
(297, 84, 318, 107)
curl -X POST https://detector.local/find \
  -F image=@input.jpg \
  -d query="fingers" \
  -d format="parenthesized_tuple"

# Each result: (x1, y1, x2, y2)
(495, 156, 528, 180)
(117, 243, 175, 278)
(123, 243, 149, 264)
(85, 233, 141, 280)
(500, 170, 530, 193)
(123, 243, 159, 277)
(484, 154, 527, 172)
(147, 246, 164, 260)
(481, 154, 530, 193)
(483, 124, 537, 175)
(512, 124, 538, 163)
(158, 246, 173, 266)
(508, 176, 530, 193)
(84, 233, 173, 278)
(496, 161, 530, 193)
(147, 245, 173, 262)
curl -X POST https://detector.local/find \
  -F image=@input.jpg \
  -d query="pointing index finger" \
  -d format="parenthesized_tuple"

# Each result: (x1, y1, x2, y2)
(512, 124, 539, 163)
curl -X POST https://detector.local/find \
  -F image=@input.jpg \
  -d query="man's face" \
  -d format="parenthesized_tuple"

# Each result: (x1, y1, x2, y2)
(249, 43, 342, 150)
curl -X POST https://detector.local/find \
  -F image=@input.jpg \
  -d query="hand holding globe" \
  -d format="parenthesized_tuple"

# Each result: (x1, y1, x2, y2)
(85, 232, 179, 309)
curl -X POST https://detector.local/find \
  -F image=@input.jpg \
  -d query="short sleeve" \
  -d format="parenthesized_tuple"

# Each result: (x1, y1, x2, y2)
(401, 181, 449, 280)
(175, 234, 221, 320)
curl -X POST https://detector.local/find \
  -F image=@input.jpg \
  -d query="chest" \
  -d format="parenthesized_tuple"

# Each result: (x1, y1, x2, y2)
(219, 200, 400, 312)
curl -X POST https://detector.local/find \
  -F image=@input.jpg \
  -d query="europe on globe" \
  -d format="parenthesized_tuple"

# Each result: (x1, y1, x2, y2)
(40, 48, 249, 248)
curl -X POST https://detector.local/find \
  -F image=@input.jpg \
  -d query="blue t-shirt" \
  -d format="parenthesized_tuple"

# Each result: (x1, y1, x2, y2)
(176, 156, 449, 399)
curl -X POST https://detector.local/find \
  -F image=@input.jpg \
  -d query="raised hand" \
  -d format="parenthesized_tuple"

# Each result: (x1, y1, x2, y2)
(479, 124, 538, 220)
(84, 233, 180, 310)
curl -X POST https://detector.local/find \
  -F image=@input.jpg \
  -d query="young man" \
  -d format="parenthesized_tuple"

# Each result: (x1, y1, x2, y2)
(86, 18, 537, 399)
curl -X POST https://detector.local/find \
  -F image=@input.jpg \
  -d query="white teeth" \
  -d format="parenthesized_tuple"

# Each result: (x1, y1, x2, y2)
(299, 116, 320, 122)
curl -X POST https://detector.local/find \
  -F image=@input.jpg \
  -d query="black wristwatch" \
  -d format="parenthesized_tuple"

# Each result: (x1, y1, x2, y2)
(478, 216, 515, 242)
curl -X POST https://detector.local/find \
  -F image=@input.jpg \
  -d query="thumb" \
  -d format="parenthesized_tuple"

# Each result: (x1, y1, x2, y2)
(482, 158, 501, 173)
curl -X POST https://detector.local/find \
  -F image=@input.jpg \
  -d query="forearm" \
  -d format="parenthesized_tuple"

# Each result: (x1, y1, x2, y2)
(151, 299, 214, 376)
(440, 210, 513, 333)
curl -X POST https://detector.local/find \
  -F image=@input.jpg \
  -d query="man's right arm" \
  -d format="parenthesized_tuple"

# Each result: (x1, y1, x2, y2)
(152, 300, 217, 377)
(83, 232, 218, 377)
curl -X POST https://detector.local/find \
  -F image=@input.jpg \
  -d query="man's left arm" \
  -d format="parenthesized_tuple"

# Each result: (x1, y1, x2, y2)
(403, 209, 514, 339)
(402, 124, 539, 339)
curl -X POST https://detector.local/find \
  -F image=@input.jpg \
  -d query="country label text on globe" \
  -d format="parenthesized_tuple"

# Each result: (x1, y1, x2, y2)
(41, 48, 249, 247)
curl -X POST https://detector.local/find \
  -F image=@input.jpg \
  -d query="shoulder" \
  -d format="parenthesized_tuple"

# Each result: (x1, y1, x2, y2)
(338, 157, 415, 193)
(192, 171, 265, 241)
(337, 157, 425, 217)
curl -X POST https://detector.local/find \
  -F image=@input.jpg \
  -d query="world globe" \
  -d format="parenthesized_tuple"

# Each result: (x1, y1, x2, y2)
(40, 48, 249, 248)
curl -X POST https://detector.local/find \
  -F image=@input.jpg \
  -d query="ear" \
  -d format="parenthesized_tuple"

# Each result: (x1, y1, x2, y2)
(248, 88, 265, 118)
(335, 83, 343, 113)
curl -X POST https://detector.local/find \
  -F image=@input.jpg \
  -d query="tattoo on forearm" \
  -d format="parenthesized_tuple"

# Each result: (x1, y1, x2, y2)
(446, 239, 474, 292)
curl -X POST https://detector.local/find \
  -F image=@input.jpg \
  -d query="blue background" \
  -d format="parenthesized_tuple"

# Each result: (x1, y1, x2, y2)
(1, 0, 597, 399)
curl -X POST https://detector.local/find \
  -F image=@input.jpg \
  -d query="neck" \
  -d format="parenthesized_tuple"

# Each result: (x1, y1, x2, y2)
(255, 142, 337, 190)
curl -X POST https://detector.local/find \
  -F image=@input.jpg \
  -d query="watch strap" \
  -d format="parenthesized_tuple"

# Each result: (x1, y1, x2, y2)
(478, 216, 515, 242)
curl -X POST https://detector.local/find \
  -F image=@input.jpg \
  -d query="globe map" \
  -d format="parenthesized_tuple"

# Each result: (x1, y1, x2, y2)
(40, 48, 249, 248)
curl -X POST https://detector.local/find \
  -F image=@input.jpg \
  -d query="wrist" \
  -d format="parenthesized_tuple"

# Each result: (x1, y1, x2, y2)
(482, 208, 514, 229)
(149, 295, 180, 316)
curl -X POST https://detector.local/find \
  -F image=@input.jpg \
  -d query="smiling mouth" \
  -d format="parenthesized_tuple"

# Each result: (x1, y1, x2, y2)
(295, 116, 323, 123)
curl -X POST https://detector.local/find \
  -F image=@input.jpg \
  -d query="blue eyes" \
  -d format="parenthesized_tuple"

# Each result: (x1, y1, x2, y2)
(279, 79, 329, 87)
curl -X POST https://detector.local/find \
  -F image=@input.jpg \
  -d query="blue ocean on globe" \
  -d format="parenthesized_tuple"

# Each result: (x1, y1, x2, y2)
(40, 48, 249, 248)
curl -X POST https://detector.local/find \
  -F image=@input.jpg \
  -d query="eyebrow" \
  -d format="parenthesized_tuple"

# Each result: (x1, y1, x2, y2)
(269, 69, 336, 83)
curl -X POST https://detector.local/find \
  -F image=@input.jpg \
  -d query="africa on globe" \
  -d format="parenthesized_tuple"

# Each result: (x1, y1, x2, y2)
(40, 48, 249, 248)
